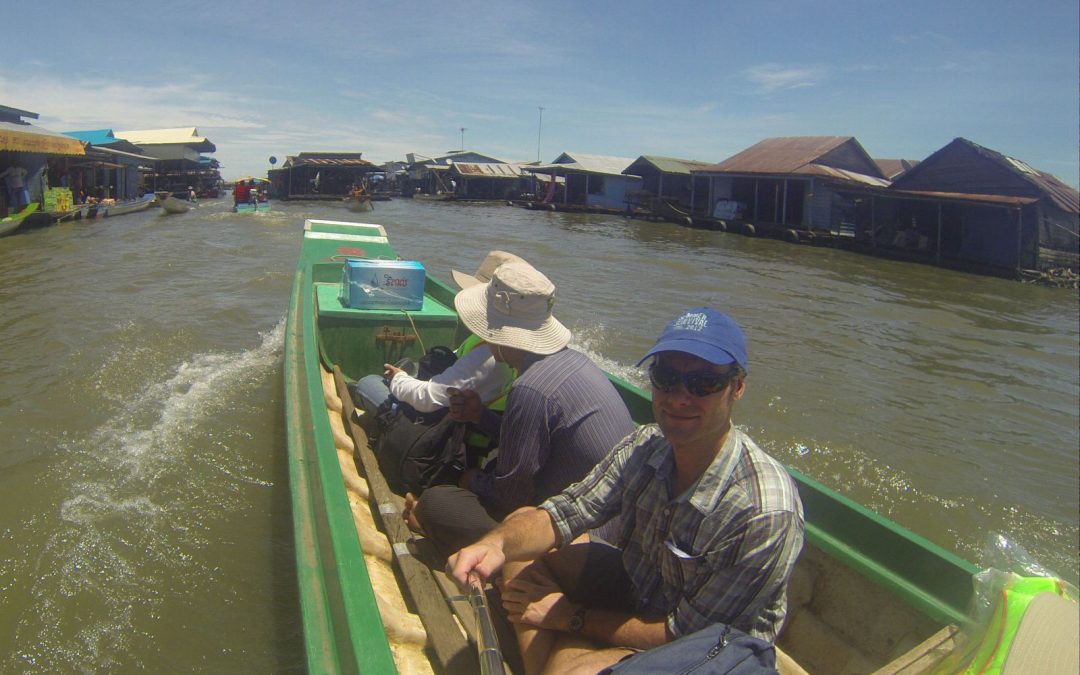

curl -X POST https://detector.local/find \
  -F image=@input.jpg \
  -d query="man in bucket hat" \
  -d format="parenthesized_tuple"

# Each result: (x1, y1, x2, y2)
(447, 307, 804, 675)
(406, 261, 635, 558)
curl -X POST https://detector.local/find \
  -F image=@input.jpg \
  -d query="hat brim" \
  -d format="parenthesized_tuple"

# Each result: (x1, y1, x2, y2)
(451, 268, 482, 289)
(454, 282, 571, 355)
(636, 337, 741, 369)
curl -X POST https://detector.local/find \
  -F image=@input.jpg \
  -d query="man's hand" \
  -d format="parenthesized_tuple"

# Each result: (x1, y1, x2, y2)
(446, 387, 483, 424)
(447, 539, 506, 589)
(382, 362, 404, 381)
(500, 563, 577, 631)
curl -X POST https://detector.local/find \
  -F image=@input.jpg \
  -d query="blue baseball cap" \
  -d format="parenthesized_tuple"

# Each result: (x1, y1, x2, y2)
(636, 307, 748, 371)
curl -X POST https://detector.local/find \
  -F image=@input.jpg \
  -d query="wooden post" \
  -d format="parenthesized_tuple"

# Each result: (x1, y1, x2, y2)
(936, 203, 942, 264)
(782, 179, 788, 226)
(753, 180, 759, 221)
(1015, 207, 1023, 273)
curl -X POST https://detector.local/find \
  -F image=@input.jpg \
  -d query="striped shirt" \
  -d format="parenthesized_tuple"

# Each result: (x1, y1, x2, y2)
(471, 348, 635, 517)
(541, 424, 804, 642)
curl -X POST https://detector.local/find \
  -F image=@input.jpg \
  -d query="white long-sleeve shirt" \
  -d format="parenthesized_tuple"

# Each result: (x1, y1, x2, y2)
(388, 344, 511, 413)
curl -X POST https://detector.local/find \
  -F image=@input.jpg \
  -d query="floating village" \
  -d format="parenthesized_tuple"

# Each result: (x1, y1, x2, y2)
(2, 102, 1077, 287)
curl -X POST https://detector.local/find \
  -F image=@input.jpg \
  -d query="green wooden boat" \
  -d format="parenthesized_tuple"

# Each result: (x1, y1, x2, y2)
(285, 218, 1070, 674)
(0, 202, 39, 237)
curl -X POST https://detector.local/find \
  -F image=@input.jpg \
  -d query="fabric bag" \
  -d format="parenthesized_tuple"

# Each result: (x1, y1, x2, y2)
(604, 623, 778, 675)
(416, 345, 457, 380)
(374, 404, 468, 495)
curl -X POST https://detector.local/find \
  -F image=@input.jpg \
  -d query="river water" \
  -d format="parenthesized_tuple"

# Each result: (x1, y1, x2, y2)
(0, 197, 1076, 671)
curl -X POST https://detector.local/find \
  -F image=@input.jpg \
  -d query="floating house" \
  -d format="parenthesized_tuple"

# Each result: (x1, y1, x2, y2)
(844, 138, 1079, 276)
(690, 137, 889, 237)
(447, 161, 529, 200)
(269, 152, 377, 199)
(528, 152, 641, 210)
(0, 104, 85, 217)
(403, 151, 506, 197)
(63, 129, 156, 200)
(113, 127, 219, 196)
(622, 155, 715, 216)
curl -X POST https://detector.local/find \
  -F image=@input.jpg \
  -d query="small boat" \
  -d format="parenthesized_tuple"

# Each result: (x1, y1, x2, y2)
(343, 195, 374, 212)
(413, 191, 456, 202)
(285, 218, 1076, 674)
(0, 202, 39, 237)
(106, 193, 157, 217)
(158, 193, 192, 214)
(233, 200, 271, 213)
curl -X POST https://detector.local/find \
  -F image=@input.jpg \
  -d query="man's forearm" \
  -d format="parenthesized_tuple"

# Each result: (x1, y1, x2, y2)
(486, 507, 558, 563)
(570, 607, 670, 651)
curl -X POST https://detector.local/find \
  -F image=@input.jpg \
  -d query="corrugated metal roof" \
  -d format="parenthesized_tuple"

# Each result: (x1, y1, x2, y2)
(697, 136, 856, 174)
(291, 157, 374, 167)
(627, 155, 714, 175)
(452, 162, 525, 178)
(114, 127, 216, 152)
(890, 189, 1037, 207)
(800, 164, 890, 187)
(874, 158, 919, 180)
(894, 138, 1079, 214)
(534, 152, 637, 176)
(0, 120, 86, 155)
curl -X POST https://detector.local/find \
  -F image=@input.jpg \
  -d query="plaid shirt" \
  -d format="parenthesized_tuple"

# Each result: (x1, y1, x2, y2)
(541, 424, 804, 641)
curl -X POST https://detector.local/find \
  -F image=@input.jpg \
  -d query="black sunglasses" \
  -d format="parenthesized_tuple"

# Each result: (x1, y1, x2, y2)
(649, 362, 737, 397)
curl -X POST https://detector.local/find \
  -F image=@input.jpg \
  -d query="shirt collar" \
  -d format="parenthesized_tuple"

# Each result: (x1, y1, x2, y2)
(688, 426, 744, 512)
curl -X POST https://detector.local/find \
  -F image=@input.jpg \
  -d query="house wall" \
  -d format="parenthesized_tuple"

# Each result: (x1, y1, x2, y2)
(584, 174, 642, 209)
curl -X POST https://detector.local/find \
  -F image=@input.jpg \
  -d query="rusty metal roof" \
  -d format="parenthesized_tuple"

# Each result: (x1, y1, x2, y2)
(874, 158, 920, 180)
(695, 136, 883, 175)
(284, 152, 374, 168)
(451, 163, 525, 178)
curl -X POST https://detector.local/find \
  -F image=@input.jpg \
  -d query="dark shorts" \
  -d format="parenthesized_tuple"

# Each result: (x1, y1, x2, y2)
(552, 539, 638, 614)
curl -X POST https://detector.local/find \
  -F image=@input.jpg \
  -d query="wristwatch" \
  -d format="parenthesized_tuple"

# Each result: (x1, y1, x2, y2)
(567, 606, 587, 633)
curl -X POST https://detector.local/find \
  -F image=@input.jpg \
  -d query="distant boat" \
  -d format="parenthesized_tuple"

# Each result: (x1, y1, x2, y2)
(234, 200, 271, 213)
(158, 193, 192, 214)
(77, 193, 158, 220)
(343, 195, 373, 212)
(413, 191, 456, 202)
(0, 202, 40, 237)
(106, 193, 157, 217)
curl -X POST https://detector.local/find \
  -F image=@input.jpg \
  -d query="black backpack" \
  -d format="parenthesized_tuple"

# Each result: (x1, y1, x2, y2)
(374, 404, 467, 494)
(372, 345, 467, 495)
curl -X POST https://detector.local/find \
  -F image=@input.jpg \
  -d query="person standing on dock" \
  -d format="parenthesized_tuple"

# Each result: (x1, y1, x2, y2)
(0, 165, 30, 212)
(448, 307, 805, 674)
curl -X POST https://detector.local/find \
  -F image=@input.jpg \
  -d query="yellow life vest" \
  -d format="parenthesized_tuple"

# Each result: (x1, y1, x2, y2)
(455, 335, 516, 452)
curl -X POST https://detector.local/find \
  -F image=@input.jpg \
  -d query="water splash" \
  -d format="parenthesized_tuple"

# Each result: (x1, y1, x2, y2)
(8, 318, 286, 672)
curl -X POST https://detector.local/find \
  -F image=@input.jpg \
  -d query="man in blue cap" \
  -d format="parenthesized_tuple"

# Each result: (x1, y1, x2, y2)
(448, 307, 804, 674)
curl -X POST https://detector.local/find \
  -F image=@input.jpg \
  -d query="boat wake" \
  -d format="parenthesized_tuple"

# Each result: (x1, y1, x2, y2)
(7, 318, 286, 672)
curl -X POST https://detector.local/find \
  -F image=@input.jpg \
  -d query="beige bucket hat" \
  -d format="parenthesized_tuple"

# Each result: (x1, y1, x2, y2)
(454, 261, 571, 354)
(451, 250, 527, 290)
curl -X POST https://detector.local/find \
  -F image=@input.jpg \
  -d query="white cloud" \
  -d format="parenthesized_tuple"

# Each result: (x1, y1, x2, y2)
(741, 64, 827, 93)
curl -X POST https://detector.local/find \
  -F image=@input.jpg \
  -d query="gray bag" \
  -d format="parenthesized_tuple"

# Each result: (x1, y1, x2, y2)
(604, 623, 778, 675)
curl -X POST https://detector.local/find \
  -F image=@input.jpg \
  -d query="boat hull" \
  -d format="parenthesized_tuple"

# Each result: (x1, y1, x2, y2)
(159, 196, 191, 214)
(234, 201, 271, 213)
(0, 202, 40, 236)
(344, 197, 374, 212)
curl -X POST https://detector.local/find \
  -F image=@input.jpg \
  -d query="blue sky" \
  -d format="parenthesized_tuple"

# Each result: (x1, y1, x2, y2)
(3, 1, 1078, 187)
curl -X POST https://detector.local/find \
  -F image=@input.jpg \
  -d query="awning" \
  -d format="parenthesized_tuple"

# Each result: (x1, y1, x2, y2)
(1, 121, 86, 156)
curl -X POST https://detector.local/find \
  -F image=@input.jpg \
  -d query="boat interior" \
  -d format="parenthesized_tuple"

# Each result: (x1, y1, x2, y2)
(296, 219, 1061, 674)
